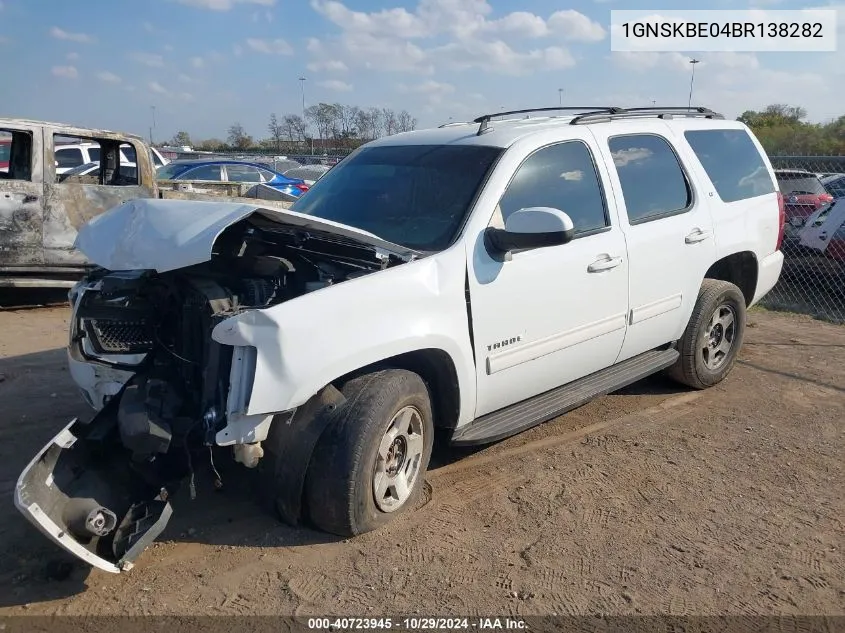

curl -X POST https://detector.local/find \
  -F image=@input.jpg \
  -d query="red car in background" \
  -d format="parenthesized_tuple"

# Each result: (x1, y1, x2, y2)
(775, 169, 835, 221)
(0, 138, 10, 173)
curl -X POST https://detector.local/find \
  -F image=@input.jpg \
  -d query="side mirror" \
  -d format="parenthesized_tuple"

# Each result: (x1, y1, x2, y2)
(484, 207, 575, 261)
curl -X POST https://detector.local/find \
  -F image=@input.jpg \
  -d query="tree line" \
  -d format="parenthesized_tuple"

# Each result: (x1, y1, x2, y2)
(738, 104, 845, 156)
(166, 103, 418, 153)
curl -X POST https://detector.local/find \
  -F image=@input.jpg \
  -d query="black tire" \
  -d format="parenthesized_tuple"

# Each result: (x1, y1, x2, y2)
(304, 369, 434, 537)
(667, 279, 747, 390)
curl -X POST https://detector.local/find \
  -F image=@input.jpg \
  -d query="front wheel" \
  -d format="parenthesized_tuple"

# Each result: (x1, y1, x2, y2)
(667, 279, 747, 389)
(304, 369, 434, 537)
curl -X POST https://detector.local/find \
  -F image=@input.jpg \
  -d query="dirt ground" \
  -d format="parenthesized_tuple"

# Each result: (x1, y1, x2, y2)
(0, 302, 842, 618)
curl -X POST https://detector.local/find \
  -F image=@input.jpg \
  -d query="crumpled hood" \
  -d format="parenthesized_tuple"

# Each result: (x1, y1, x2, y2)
(75, 198, 415, 273)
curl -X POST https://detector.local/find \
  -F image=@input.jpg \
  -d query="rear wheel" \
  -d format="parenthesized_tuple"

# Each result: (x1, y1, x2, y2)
(667, 279, 746, 389)
(304, 369, 434, 536)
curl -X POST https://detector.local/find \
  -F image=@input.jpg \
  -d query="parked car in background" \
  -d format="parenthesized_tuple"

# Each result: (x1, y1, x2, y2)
(157, 159, 310, 198)
(0, 137, 10, 173)
(799, 198, 845, 264)
(820, 173, 845, 199)
(283, 164, 331, 185)
(774, 169, 834, 222)
(57, 161, 138, 183)
(54, 141, 169, 175)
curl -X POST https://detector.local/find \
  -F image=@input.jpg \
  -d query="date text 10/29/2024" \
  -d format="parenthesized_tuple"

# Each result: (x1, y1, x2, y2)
(307, 618, 528, 631)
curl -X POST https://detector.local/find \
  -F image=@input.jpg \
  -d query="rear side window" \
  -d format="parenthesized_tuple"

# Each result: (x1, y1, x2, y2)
(685, 130, 776, 203)
(608, 134, 691, 224)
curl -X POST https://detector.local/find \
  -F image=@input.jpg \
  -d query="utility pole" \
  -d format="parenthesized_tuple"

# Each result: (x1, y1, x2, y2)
(150, 105, 157, 145)
(687, 59, 700, 110)
(299, 76, 313, 155)
(558, 88, 563, 106)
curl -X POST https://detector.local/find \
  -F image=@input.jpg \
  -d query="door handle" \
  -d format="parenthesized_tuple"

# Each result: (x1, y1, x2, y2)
(588, 255, 623, 273)
(685, 229, 712, 244)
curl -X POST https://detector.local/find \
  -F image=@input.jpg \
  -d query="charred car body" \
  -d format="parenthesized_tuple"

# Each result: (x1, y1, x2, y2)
(16, 108, 785, 572)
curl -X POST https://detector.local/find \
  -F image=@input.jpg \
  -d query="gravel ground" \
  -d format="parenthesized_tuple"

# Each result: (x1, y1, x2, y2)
(0, 304, 842, 619)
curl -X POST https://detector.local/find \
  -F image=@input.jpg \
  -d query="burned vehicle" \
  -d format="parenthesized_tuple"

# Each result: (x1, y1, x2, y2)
(16, 108, 785, 572)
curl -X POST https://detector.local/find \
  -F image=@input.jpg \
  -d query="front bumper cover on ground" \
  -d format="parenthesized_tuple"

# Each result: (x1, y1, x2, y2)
(14, 403, 174, 573)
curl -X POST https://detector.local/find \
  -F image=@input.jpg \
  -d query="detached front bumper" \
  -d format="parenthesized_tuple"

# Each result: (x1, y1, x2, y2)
(14, 405, 174, 573)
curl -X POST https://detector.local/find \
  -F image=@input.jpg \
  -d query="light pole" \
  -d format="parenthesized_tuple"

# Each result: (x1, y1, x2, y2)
(299, 76, 313, 155)
(558, 88, 563, 106)
(150, 105, 156, 146)
(687, 59, 700, 110)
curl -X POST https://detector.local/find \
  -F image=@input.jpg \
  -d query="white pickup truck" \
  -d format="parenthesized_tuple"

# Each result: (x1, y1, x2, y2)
(15, 106, 785, 572)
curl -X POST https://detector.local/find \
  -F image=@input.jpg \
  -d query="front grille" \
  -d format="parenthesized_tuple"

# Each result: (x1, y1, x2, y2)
(83, 319, 154, 355)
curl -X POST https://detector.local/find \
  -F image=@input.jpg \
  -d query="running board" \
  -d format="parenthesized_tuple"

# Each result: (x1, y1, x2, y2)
(451, 347, 680, 446)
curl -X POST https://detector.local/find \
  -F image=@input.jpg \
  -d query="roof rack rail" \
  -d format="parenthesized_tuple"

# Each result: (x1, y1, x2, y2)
(473, 106, 624, 136)
(570, 106, 724, 125)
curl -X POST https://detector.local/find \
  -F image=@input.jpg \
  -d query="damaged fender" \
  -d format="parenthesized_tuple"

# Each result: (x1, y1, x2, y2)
(211, 244, 477, 438)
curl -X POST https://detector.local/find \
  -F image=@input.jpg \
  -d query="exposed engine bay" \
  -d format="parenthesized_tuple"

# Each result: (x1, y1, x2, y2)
(15, 215, 411, 572)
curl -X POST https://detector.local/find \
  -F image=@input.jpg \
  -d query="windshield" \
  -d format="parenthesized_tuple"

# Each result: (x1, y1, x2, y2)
(776, 173, 826, 196)
(290, 144, 504, 251)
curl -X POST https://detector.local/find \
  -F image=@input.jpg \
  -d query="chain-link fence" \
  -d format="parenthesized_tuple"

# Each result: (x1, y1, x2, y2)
(761, 155, 845, 324)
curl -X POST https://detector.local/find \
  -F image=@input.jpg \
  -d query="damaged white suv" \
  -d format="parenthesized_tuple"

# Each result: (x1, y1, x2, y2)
(16, 106, 785, 572)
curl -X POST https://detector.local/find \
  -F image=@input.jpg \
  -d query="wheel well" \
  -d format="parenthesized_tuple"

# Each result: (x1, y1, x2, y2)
(704, 252, 758, 306)
(334, 349, 461, 430)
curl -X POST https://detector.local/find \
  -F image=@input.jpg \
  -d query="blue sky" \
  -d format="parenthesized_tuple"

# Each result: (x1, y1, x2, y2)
(0, 0, 842, 142)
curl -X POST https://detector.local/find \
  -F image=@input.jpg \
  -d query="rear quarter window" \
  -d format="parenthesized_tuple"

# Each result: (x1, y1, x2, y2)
(684, 129, 776, 203)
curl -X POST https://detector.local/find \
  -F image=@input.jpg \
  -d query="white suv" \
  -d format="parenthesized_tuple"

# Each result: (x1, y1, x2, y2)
(16, 106, 785, 572)
(54, 141, 169, 174)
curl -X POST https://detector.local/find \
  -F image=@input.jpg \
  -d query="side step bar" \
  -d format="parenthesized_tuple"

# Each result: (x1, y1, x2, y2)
(451, 347, 680, 446)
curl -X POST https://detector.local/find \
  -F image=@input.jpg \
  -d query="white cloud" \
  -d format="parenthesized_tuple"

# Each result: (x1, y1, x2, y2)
(0, 36, 8, 45)
(318, 79, 353, 92)
(164, 44, 174, 52)
(307, 0, 599, 76)
(130, 52, 165, 67)
(50, 27, 95, 44)
(611, 51, 694, 72)
(190, 56, 205, 68)
(149, 81, 168, 94)
(312, 0, 429, 38)
(307, 59, 348, 72)
(547, 10, 606, 42)
(246, 38, 293, 55)
(66, 52, 79, 60)
(398, 79, 454, 104)
(51, 65, 78, 79)
(483, 12, 549, 38)
(433, 40, 575, 75)
(96, 71, 121, 83)
(176, 0, 275, 10)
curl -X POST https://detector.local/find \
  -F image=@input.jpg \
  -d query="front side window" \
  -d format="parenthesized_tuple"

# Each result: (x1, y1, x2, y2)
(291, 144, 504, 251)
(684, 129, 776, 202)
(608, 134, 691, 224)
(823, 176, 845, 198)
(496, 141, 609, 235)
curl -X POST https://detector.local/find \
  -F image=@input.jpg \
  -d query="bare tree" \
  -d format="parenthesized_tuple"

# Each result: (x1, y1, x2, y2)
(170, 131, 192, 147)
(381, 108, 398, 136)
(337, 104, 360, 144)
(227, 123, 253, 150)
(282, 114, 304, 142)
(397, 110, 417, 133)
(268, 113, 285, 151)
